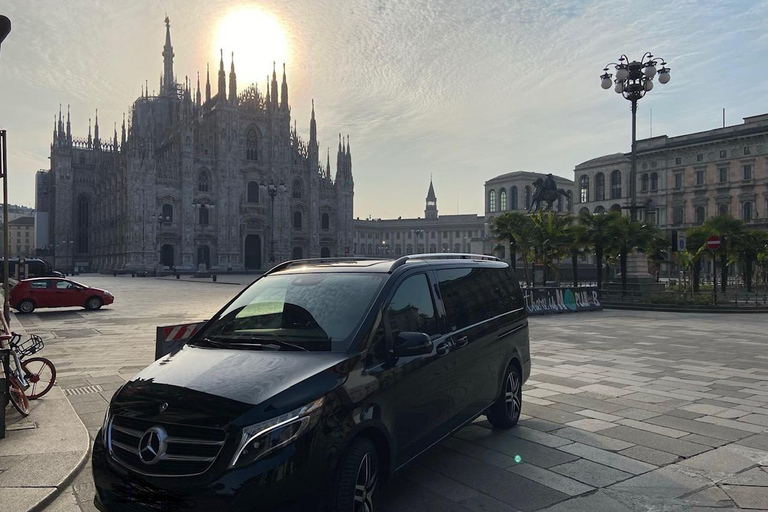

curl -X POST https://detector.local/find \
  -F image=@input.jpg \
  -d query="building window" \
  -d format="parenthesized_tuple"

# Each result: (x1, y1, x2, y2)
(162, 203, 173, 222)
(742, 201, 753, 221)
(199, 205, 209, 225)
(672, 206, 684, 224)
(510, 186, 518, 209)
(610, 170, 622, 199)
(675, 157, 682, 165)
(696, 153, 704, 162)
(695, 206, 705, 225)
(743, 164, 753, 180)
(719, 203, 729, 215)
(646, 208, 656, 226)
(292, 179, 302, 199)
(675, 173, 683, 189)
(524, 186, 531, 210)
(579, 175, 589, 203)
(695, 170, 705, 185)
(321, 212, 329, 230)
(293, 211, 302, 229)
(650, 172, 658, 191)
(198, 170, 210, 192)
(247, 181, 259, 203)
(720, 150, 727, 158)
(595, 172, 605, 201)
(499, 189, 507, 211)
(718, 167, 728, 183)
(246, 128, 258, 161)
(488, 190, 496, 212)
(640, 174, 648, 192)
(744, 146, 751, 155)
(77, 196, 89, 253)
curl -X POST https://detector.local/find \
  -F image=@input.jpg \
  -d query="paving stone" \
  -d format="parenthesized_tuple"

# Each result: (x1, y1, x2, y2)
(550, 459, 632, 488)
(665, 409, 705, 420)
(378, 477, 473, 512)
(609, 466, 712, 498)
(545, 394, 627, 414)
(681, 433, 730, 448)
(458, 494, 521, 512)
(558, 442, 657, 475)
(574, 409, 622, 422)
(721, 485, 768, 510)
(616, 418, 688, 438)
(520, 403, 584, 425)
(549, 402, 583, 414)
(613, 408, 662, 421)
(721, 467, 768, 486)
(685, 485, 737, 507)
(578, 384, 635, 397)
(526, 388, 562, 398)
(739, 413, 768, 427)
(454, 426, 579, 469)
(506, 462, 594, 497)
(517, 417, 563, 433)
(696, 415, 766, 433)
(736, 434, 768, 452)
(565, 418, 616, 432)
(441, 437, 518, 469)
(536, 490, 636, 512)
(598, 425, 710, 457)
(401, 465, 480, 503)
(0, 452, 85, 488)
(716, 408, 752, 419)
(679, 446, 759, 478)
(645, 414, 752, 442)
(550, 427, 634, 452)
(0, 487, 57, 512)
(617, 445, 681, 466)
(498, 425, 572, 448)
(420, 446, 569, 511)
(681, 404, 727, 415)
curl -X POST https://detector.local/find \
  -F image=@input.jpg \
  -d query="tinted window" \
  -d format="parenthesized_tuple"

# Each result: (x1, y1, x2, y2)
(201, 273, 387, 350)
(387, 274, 437, 338)
(30, 281, 49, 289)
(482, 267, 522, 313)
(437, 268, 488, 330)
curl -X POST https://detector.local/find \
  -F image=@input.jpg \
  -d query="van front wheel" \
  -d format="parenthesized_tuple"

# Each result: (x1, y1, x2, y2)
(486, 364, 522, 429)
(330, 437, 379, 512)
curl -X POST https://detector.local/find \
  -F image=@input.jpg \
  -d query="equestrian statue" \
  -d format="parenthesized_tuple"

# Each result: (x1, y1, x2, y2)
(528, 174, 571, 213)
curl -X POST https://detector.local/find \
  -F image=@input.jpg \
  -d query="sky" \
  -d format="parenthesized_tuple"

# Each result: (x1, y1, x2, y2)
(1, 0, 768, 219)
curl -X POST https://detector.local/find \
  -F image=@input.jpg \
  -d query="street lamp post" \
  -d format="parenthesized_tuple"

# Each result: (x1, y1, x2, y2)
(600, 53, 671, 222)
(267, 184, 277, 262)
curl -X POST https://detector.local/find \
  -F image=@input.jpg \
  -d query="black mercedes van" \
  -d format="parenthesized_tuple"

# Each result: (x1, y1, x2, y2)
(93, 255, 530, 512)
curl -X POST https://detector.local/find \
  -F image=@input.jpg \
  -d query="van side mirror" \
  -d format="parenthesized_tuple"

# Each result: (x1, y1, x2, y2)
(392, 332, 433, 357)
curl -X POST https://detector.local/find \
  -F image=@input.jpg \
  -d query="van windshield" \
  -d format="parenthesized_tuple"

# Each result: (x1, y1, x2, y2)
(195, 272, 387, 352)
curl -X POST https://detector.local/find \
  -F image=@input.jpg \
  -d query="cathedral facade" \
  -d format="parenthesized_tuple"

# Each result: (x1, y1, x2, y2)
(38, 18, 354, 272)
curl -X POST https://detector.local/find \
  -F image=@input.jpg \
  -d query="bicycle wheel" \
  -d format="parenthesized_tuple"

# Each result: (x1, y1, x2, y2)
(22, 357, 57, 400)
(8, 374, 31, 416)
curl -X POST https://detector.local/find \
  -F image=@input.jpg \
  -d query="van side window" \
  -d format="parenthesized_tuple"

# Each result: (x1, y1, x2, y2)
(387, 274, 437, 339)
(482, 268, 521, 313)
(436, 268, 488, 330)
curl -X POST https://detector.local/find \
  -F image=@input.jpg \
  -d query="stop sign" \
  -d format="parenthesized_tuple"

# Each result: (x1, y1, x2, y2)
(706, 235, 721, 250)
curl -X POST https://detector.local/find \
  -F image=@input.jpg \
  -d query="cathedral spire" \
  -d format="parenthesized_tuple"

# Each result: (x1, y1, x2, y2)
(425, 177, 438, 219)
(87, 118, 92, 148)
(162, 16, 175, 95)
(196, 71, 201, 106)
(205, 63, 211, 103)
(217, 49, 227, 102)
(327, 147, 331, 179)
(271, 62, 278, 107)
(53, 115, 57, 143)
(309, 99, 316, 141)
(57, 104, 64, 141)
(66, 104, 71, 142)
(280, 63, 288, 109)
(121, 113, 126, 148)
(94, 109, 100, 149)
(229, 52, 237, 104)
(114, 122, 118, 151)
(265, 74, 271, 109)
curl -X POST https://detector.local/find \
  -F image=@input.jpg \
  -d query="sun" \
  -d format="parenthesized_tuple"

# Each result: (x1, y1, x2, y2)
(214, 7, 289, 88)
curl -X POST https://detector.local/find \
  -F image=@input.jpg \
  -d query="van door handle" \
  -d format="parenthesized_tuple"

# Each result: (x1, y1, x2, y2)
(455, 336, 469, 347)
(436, 343, 451, 356)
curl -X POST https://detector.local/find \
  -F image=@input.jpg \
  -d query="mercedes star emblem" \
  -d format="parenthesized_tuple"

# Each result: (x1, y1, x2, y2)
(159, 402, 169, 413)
(138, 426, 168, 465)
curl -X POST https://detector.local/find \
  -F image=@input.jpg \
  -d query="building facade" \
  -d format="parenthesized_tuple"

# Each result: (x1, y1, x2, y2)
(353, 180, 486, 257)
(574, 113, 768, 233)
(36, 18, 354, 272)
(4, 216, 35, 258)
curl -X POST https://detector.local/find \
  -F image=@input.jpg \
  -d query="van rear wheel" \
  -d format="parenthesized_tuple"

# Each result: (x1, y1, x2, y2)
(330, 437, 379, 512)
(486, 364, 522, 429)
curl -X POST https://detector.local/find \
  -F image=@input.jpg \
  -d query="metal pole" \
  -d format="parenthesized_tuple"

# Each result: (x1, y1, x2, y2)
(630, 99, 638, 222)
(2, 131, 9, 323)
(713, 254, 717, 305)
(270, 193, 275, 262)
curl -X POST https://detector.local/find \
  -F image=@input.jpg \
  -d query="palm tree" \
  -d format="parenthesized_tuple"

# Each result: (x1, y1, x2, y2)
(578, 210, 622, 290)
(491, 212, 535, 286)
(684, 226, 709, 292)
(604, 216, 658, 295)
(529, 211, 573, 284)
(733, 229, 768, 292)
(564, 222, 591, 287)
(702, 214, 744, 293)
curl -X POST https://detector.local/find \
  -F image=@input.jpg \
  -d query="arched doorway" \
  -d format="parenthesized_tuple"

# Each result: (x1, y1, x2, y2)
(197, 245, 210, 270)
(244, 235, 262, 269)
(292, 247, 303, 259)
(161, 244, 174, 267)
(320, 247, 331, 258)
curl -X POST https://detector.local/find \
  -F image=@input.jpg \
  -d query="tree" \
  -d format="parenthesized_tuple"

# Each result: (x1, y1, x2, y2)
(578, 210, 622, 290)
(492, 212, 535, 286)
(733, 229, 768, 292)
(702, 214, 744, 293)
(684, 226, 709, 292)
(564, 221, 591, 287)
(529, 211, 573, 284)
(603, 216, 658, 295)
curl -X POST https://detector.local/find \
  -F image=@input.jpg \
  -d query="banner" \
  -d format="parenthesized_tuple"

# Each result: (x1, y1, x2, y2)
(524, 287, 602, 315)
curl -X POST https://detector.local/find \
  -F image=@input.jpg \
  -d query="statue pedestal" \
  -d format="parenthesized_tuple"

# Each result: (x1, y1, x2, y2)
(606, 251, 666, 292)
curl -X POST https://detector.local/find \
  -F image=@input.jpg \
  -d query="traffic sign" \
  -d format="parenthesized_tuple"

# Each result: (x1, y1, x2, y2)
(677, 231, 686, 251)
(706, 235, 721, 250)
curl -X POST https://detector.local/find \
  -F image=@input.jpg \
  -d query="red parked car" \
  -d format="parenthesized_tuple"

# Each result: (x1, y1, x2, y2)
(10, 277, 114, 314)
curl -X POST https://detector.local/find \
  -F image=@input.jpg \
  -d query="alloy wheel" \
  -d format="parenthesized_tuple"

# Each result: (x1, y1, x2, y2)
(505, 371, 521, 420)
(353, 452, 377, 512)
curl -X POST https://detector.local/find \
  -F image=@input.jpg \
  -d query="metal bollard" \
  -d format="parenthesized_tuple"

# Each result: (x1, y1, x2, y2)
(0, 376, 5, 439)
(176, 273, 180, 280)
(212, 275, 217, 282)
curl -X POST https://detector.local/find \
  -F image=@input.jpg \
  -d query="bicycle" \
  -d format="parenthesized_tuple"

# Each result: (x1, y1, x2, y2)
(1, 333, 30, 416)
(9, 333, 56, 401)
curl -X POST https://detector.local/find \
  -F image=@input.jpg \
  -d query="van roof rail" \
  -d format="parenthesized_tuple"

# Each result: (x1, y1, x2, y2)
(388, 253, 501, 273)
(264, 257, 391, 276)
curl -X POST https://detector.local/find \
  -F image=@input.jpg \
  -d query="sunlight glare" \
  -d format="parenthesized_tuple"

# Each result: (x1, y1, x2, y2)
(214, 7, 289, 88)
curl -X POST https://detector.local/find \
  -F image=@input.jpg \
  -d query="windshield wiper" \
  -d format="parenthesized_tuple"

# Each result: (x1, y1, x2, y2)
(203, 336, 309, 352)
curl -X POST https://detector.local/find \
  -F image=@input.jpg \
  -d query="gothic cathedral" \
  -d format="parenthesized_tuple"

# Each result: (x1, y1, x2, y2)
(39, 17, 354, 272)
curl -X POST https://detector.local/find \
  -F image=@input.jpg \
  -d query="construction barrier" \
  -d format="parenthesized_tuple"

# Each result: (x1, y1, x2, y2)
(524, 286, 602, 315)
(154, 321, 207, 360)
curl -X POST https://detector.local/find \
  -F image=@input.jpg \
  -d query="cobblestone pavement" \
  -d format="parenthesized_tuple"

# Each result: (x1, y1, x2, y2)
(20, 276, 768, 511)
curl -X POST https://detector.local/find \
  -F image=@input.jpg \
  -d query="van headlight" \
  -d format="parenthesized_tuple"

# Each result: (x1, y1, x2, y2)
(229, 397, 325, 469)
